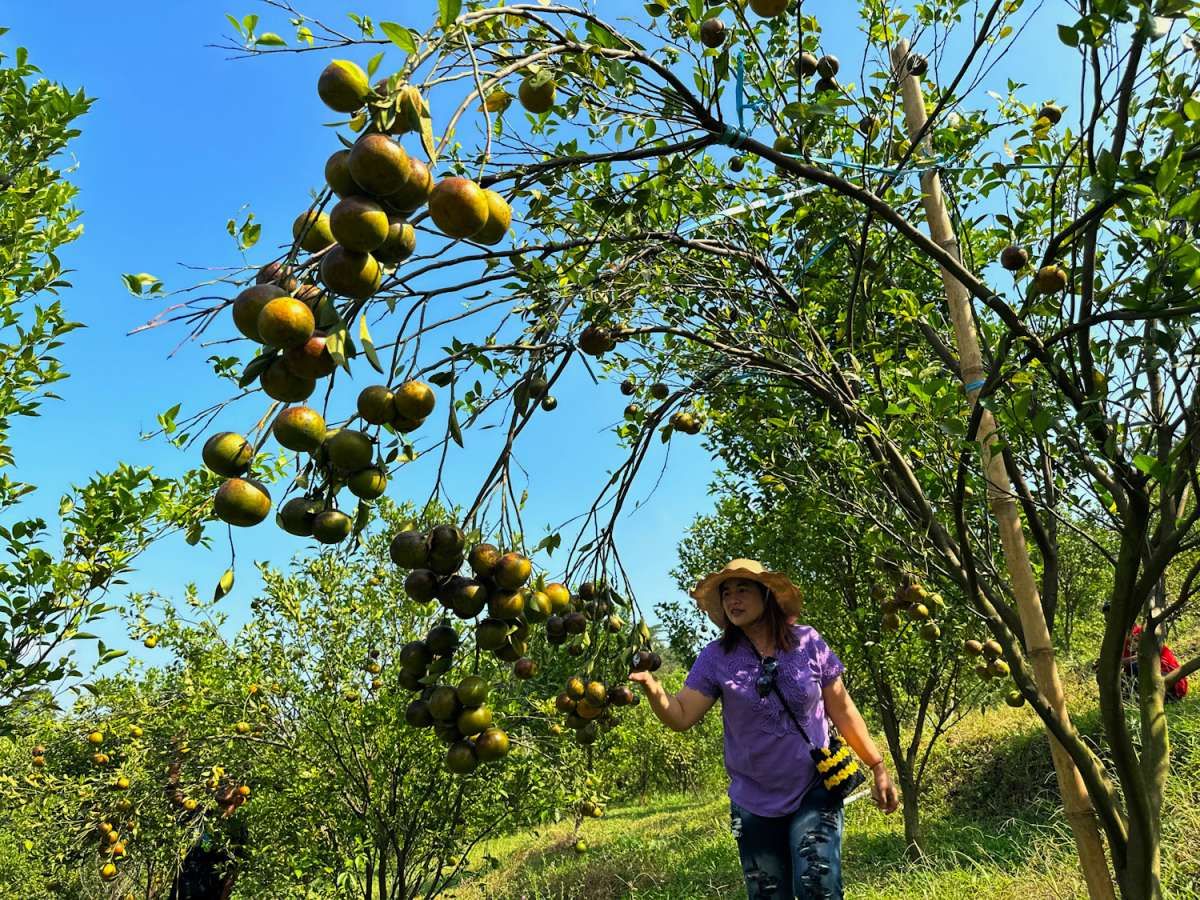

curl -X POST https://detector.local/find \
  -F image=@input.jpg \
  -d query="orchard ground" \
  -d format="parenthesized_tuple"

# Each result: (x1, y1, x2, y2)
(453, 636, 1200, 900)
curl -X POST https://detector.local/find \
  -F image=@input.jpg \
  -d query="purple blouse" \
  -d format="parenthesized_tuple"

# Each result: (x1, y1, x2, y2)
(685, 624, 845, 817)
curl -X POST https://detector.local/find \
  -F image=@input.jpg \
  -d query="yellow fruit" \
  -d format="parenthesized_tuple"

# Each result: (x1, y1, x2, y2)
(115, 776, 130, 790)
(748, 0, 788, 17)
(349, 133, 411, 197)
(392, 380, 436, 419)
(357, 385, 395, 425)
(544, 583, 571, 613)
(1034, 265, 1068, 294)
(317, 59, 370, 113)
(473, 190, 512, 245)
(260, 359, 316, 403)
(428, 177, 490, 239)
(493, 552, 532, 589)
(235, 721, 251, 735)
(324, 149, 359, 198)
(518, 73, 556, 114)
(319, 246, 382, 300)
(142, 636, 158, 649)
(374, 219, 417, 265)
(292, 210, 335, 254)
(87, 731, 104, 746)
(202, 432, 254, 478)
(330, 196, 390, 252)
(232, 284, 287, 342)
(283, 332, 338, 379)
(213, 478, 272, 527)
(101, 862, 118, 880)
(348, 466, 388, 500)
(183, 798, 198, 812)
(386, 158, 434, 214)
(325, 429, 374, 471)
(257, 296, 316, 350)
(272, 405, 327, 452)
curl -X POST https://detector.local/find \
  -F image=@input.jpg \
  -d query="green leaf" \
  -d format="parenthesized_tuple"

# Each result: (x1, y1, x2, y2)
(419, 103, 437, 164)
(359, 315, 384, 374)
(1132, 453, 1171, 484)
(380, 21, 416, 53)
(238, 352, 276, 388)
(1057, 24, 1078, 47)
(448, 407, 464, 448)
(366, 51, 385, 79)
(1156, 148, 1182, 194)
(214, 568, 235, 601)
(255, 32, 286, 47)
(439, 0, 462, 28)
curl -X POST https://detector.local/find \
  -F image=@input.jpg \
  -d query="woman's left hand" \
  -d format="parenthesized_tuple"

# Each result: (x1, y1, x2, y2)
(870, 765, 899, 814)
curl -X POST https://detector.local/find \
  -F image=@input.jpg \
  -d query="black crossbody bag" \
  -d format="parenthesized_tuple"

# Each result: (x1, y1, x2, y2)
(751, 645, 867, 803)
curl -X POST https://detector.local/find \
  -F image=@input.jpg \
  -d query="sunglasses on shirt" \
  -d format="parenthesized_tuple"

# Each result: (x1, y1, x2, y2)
(756, 656, 778, 698)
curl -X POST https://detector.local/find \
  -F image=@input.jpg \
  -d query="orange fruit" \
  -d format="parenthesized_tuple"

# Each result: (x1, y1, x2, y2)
(472, 190, 512, 245)
(428, 177, 489, 239)
(392, 380, 436, 419)
(317, 59, 370, 113)
(213, 478, 271, 527)
(292, 210, 335, 253)
(232, 284, 287, 342)
(257, 296, 315, 350)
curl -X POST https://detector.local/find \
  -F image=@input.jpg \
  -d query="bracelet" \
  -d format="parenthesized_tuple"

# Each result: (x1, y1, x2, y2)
(866, 758, 885, 770)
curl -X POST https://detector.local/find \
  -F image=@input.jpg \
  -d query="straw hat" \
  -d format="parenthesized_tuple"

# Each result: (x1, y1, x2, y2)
(690, 558, 803, 629)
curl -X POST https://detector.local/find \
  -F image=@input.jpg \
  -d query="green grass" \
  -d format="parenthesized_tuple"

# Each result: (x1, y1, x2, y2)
(449, 655, 1200, 900)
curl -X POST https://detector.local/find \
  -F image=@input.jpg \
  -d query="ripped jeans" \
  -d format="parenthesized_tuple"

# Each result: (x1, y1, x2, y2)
(729, 781, 844, 899)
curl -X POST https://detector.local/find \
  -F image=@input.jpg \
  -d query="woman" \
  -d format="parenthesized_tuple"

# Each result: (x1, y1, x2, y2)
(629, 559, 898, 899)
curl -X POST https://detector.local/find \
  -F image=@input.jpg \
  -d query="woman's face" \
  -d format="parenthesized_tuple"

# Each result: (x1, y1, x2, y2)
(720, 578, 766, 627)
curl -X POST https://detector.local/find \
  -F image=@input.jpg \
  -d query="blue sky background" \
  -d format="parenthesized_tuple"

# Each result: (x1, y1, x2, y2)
(1, 1, 1079, 674)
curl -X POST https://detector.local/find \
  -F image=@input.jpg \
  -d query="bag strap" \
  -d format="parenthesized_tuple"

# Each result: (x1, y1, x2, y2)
(746, 639, 816, 749)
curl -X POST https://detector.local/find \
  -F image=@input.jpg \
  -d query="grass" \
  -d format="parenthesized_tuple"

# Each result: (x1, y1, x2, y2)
(449, 646, 1200, 900)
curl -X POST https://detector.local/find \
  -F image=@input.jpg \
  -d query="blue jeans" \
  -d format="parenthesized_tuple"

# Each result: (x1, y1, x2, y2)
(729, 782, 844, 899)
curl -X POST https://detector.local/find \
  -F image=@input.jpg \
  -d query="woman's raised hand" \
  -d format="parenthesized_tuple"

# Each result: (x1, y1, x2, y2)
(628, 670, 656, 688)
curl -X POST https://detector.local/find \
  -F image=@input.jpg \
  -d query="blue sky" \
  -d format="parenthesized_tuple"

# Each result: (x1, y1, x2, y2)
(1, 2, 1077, 670)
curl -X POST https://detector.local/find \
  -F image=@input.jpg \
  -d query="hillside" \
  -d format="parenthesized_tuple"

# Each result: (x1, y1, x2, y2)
(451, 646, 1200, 899)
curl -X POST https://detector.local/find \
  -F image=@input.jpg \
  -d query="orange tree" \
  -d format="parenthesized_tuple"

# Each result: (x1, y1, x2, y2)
(139, 1, 1200, 896)
(0, 36, 217, 723)
(2, 499, 615, 899)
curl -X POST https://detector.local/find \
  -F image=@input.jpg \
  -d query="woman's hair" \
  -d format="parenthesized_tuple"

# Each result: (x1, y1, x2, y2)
(718, 580, 797, 653)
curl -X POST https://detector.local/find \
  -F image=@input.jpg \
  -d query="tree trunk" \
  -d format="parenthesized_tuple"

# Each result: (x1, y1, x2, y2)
(898, 767, 924, 860)
(891, 40, 1116, 900)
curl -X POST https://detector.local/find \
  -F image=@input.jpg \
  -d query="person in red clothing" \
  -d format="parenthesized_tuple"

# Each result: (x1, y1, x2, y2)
(1104, 603, 1189, 702)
